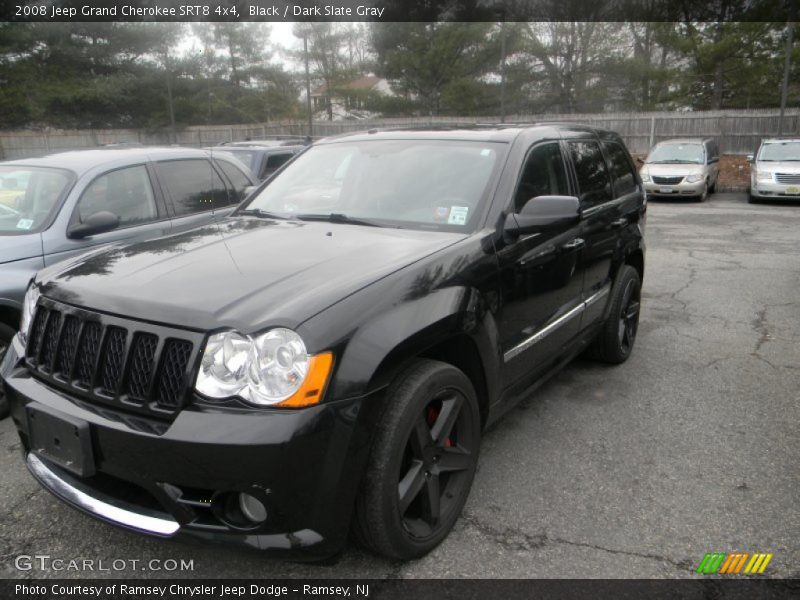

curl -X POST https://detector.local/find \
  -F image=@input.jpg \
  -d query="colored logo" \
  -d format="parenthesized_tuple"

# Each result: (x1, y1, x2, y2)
(696, 552, 773, 574)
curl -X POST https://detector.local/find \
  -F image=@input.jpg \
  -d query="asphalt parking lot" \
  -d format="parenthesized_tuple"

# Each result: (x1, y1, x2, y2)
(1, 192, 798, 579)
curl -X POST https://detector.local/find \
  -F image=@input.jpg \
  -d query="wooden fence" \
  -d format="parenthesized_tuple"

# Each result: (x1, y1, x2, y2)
(2, 108, 799, 160)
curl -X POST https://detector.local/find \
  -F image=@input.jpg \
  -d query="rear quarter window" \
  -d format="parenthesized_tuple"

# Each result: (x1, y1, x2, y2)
(155, 159, 229, 216)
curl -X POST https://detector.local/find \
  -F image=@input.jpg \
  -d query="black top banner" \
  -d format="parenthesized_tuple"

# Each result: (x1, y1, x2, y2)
(0, 0, 793, 22)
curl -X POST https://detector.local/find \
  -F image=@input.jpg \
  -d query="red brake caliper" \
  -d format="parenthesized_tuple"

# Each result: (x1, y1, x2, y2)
(426, 406, 452, 447)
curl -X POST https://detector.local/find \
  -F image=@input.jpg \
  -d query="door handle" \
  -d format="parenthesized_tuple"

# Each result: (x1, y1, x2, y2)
(611, 218, 628, 227)
(562, 237, 585, 250)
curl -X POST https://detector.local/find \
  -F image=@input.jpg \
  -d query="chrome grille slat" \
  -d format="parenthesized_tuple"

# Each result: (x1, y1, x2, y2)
(775, 173, 800, 184)
(652, 175, 684, 185)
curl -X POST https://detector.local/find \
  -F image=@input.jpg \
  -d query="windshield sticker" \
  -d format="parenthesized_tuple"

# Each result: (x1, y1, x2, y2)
(433, 206, 450, 222)
(448, 206, 469, 225)
(16, 218, 34, 230)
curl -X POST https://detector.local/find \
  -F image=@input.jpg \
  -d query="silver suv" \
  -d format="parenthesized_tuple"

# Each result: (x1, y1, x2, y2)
(0, 147, 256, 415)
(748, 138, 800, 203)
(639, 138, 720, 201)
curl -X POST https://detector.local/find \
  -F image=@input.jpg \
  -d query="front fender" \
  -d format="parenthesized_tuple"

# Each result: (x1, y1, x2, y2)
(317, 286, 501, 404)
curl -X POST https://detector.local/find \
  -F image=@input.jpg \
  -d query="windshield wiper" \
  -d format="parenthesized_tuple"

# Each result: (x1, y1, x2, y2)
(294, 213, 381, 227)
(236, 208, 287, 219)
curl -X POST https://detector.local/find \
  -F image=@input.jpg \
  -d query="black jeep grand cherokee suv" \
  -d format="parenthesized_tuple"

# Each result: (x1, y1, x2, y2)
(1, 125, 645, 560)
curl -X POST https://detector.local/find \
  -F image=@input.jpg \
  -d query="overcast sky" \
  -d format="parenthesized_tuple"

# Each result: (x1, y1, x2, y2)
(180, 22, 346, 73)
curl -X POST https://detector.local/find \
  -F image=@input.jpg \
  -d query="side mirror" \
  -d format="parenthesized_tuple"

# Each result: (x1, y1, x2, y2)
(504, 195, 581, 238)
(746, 154, 754, 163)
(242, 185, 257, 198)
(68, 211, 120, 239)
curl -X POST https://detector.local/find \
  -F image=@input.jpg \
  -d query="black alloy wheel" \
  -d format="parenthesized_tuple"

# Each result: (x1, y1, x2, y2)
(584, 265, 642, 364)
(398, 387, 476, 540)
(353, 359, 481, 559)
(617, 278, 640, 357)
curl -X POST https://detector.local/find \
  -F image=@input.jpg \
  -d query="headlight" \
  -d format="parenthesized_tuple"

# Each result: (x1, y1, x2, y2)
(685, 174, 703, 183)
(19, 284, 40, 347)
(755, 170, 773, 183)
(640, 171, 651, 182)
(195, 329, 332, 408)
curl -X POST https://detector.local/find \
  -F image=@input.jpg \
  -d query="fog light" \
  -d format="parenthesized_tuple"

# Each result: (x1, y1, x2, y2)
(238, 493, 267, 523)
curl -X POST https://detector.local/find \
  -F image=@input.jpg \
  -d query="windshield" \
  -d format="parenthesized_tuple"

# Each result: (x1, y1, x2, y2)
(0, 166, 74, 235)
(646, 143, 704, 164)
(758, 141, 800, 162)
(220, 148, 257, 171)
(242, 140, 503, 230)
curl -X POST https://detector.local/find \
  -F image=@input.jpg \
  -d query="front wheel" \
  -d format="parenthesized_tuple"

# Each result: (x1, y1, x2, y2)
(585, 265, 641, 364)
(353, 359, 481, 559)
(698, 181, 709, 202)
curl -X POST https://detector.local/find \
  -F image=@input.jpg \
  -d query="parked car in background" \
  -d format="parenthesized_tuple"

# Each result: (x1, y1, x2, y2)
(0, 147, 256, 415)
(211, 139, 307, 182)
(639, 138, 720, 201)
(748, 138, 800, 203)
(2, 124, 645, 560)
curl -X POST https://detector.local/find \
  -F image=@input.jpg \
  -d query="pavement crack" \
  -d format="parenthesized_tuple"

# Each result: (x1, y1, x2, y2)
(460, 512, 688, 570)
(752, 308, 772, 353)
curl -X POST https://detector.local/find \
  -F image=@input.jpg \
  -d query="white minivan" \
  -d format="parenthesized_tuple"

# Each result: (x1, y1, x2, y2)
(639, 138, 720, 201)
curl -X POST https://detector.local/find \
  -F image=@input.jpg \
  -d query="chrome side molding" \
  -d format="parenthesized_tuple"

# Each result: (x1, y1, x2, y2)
(26, 453, 180, 537)
(503, 284, 612, 362)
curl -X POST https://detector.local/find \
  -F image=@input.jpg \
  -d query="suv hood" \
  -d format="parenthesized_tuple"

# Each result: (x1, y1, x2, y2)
(39, 217, 464, 332)
(0, 233, 42, 265)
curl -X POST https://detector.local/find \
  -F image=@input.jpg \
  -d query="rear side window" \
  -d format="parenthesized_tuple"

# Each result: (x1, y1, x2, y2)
(216, 160, 252, 204)
(260, 153, 294, 180)
(514, 142, 569, 212)
(77, 165, 158, 227)
(155, 159, 229, 216)
(602, 142, 638, 197)
(568, 141, 613, 208)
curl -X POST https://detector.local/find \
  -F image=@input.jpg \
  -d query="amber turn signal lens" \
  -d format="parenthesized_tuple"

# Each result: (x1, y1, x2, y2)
(275, 352, 333, 407)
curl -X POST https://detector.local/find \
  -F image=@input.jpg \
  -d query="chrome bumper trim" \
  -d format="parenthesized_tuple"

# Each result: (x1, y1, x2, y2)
(26, 453, 180, 537)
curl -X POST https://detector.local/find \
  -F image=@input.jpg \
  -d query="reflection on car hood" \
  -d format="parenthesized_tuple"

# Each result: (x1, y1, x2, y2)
(754, 160, 800, 173)
(0, 233, 42, 264)
(39, 217, 464, 332)
(643, 164, 704, 176)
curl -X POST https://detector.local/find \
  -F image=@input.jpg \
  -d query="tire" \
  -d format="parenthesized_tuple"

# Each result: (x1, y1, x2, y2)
(0, 322, 15, 419)
(353, 359, 481, 560)
(584, 265, 641, 364)
(748, 194, 760, 204)
(698, 181, 709, 202)
(709, 179, 717, 194)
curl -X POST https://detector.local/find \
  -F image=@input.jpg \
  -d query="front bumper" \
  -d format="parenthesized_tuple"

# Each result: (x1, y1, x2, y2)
(1, 335, 376, 559)
(750, 180, 800, 200)
(643, 180, 706, 197)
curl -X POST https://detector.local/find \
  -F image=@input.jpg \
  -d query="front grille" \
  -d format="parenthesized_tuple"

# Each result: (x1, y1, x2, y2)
(652, 175, 684, 185)
(775, 173, 800, 184)
(25, 299, 201, 420)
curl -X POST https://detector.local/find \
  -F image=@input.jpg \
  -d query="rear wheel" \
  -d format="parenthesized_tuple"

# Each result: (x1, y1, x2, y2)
(0, 322, 15, 418)
(585, 265, 641, 364)
(353, 359, 481, 559)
